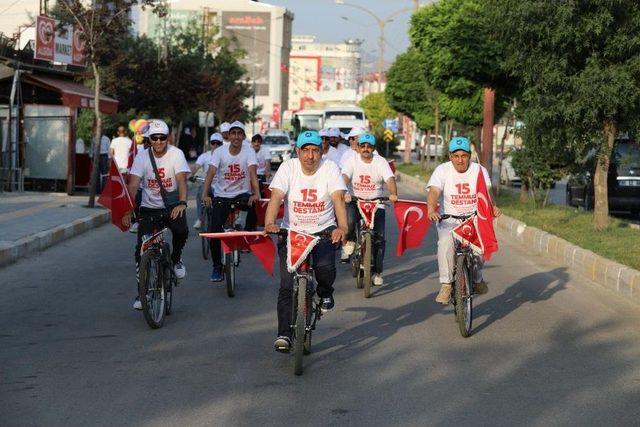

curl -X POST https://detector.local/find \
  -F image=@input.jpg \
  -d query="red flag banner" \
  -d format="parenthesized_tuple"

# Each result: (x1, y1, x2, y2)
(97, 161, 135, 232)
(254, 198, 284, 227)
(199, 231, 276, 275)
(287, 230, 320, 273)
(451, 218, 483, 254)
(388, 159, 396, 175)
(356, 199, 381, 228)
(127, 139, 138, 170)
(475, 169, 498, 260)
(393, 199, 431, 256)
(260, 182, 272, 198)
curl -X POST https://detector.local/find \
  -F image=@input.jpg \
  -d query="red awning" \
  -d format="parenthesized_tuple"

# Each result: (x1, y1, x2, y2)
(25, 74, 119, 114)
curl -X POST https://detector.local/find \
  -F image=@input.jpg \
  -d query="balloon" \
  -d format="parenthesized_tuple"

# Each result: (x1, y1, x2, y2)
(128, 119, 137, 133)
(135, 119, 148, 134)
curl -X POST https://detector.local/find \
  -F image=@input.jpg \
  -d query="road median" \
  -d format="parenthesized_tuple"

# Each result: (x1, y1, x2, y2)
(396, 170, 640, 304)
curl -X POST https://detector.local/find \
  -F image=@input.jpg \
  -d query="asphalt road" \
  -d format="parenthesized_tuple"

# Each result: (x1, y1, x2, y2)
(2, 184, 640, 426)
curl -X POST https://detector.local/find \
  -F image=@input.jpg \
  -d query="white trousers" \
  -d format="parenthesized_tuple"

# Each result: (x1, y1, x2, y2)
(436, 218, 484, 284)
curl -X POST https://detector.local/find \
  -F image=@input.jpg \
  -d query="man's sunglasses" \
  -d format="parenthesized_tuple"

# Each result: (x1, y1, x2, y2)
(150, 135, 168, 142)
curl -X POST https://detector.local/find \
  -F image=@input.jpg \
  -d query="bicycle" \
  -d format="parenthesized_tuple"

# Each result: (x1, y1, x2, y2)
(138, 213, 177, 329)
(213, 198, 250, 298)
(440, 213, 479, 338)
(349, 197, 387, 298)
(270, 228, 331, 376)
(193, 177, 212, 261)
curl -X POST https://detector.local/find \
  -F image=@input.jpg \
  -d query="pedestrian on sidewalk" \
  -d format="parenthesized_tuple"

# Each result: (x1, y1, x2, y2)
(109, 126, 133, 174)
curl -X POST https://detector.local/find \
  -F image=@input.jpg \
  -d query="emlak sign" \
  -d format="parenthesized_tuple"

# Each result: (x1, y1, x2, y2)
(34, 15, 86, 67)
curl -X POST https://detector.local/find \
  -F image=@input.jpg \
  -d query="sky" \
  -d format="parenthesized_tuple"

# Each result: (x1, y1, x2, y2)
(262, 0, 420, 68)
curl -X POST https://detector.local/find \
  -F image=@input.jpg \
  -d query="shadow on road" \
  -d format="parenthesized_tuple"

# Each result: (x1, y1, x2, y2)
(473, 267, 569, 335)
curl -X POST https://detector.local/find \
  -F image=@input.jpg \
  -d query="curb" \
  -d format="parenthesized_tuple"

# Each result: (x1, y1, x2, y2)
(396, 170, 640, 304)
(0, 210, 110, 268)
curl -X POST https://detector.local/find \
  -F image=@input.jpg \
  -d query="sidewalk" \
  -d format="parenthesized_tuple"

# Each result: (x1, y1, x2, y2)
(0, 191, 109, 267)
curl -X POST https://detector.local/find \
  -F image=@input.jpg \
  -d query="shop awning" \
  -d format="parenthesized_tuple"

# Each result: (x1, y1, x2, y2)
(25, 74, 119, 114)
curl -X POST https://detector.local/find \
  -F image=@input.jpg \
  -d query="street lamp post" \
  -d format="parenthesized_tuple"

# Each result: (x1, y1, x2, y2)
(335, 0, 413, 93)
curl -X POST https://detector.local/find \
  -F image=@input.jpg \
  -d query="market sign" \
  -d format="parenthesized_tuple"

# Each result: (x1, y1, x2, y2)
(34, 15, 86, 67)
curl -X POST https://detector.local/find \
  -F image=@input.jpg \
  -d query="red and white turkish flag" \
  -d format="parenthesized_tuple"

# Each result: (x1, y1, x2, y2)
(97, 161, 135, 232)
(388, 159, 396, 175)
(451, 218, 483, 254)
(475, 168, 498, 260)
(199, 231, 277, 275)
(393, 199, 431, 256)
(357, 199, 381, 228)
(286, 230, 320, 273)
(127, 139, 138, 170)
(254, 198, 284, 227)
(260, 182, 272, 198)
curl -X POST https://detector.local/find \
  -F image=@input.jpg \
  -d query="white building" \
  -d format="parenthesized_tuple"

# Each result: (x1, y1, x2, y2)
(133, 0, 293, 129)
(289, 35, 362, 111)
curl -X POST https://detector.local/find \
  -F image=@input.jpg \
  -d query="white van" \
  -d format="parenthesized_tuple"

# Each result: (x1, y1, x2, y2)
(323, 106, 368, 134)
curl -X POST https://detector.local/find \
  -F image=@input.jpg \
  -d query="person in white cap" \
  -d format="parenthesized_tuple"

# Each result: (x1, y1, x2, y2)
(191, 132, 224, 229)
(220, 122, 231, 143)
(328, 127, 349, 159)
(321, 130, 342, 165)
(339, 126, 378, 169)
(123, 119, 191, 310)
(203, 120, 261, 282)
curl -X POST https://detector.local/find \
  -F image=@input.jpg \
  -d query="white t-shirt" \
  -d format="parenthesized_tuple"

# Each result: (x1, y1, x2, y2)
(209, 144, 258, 197)
(110, 136, 133, 170)
(341, 154, 394, 200)
(254, 145, 271, 175)
(196, 150, 216, 190)
(333, 143, 349, 160)
(426, 161, 492, 215)
(130, 146, 190, 209)
(270, 158, 347, 233)
(322, 146, 342, 165)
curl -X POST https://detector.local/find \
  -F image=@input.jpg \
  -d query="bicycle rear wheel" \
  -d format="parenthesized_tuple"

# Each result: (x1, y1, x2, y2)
(454, 255, 473, 337)
(363, 233, 373, 298)
(201, 210, 211, 260)
(139, 251, 166, 329)
(225, 252, 236, 298)
(294, 276, 307, 376)
(303, 292, 313, 355)
(163, 264, 173, 316)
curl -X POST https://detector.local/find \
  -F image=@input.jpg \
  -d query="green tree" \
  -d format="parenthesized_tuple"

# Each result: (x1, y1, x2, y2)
(359, 92, 396, 135)
(495, 0, 640, 229)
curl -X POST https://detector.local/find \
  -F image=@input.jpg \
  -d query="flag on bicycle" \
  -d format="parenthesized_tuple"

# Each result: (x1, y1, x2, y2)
(97, 161, 135, 232)
(356, 199, 382, 228)
(393, 200, 431, 256)
(451, 218, 483, 254)
(254, 199, 284, 227)
(199, 231, 276, 275)
(286, 230, 320, 273)
(475, 168, 498, 260)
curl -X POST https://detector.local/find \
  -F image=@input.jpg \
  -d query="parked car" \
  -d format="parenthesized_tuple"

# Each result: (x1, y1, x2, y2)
(567, 138, 640, 215)
(500, 151, 522, 186)
(263, 131, 292, 166)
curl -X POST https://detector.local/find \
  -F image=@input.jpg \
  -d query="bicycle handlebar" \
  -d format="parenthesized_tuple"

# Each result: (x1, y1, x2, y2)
(351, 196, 389, 202)
(439, 212, 475, 222)
(266, 228, 334, 239)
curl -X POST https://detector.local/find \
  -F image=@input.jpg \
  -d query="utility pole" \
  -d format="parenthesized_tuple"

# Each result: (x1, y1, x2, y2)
(481, 88, 495, 179)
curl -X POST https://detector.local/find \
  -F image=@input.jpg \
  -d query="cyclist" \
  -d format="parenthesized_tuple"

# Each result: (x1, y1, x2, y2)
(339, 126, 375, 169)
(426, 136, 501, 304)
(220, 122, 231, 144)
(263, 130, 348, 353)
(251, 133, 271, 183)
(203, 121, 260, 282)
(123, 119, 190, 310)
(340, 133, 398, 284)
(192, 132, 223, 229)
(320, 129, 342, 165)
(328, 127, 349, 159)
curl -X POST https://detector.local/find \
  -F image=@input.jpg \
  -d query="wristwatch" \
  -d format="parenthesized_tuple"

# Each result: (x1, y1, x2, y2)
(177, 201, 187, 206)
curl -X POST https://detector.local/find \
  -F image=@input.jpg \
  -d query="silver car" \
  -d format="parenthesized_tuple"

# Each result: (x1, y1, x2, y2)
(263, 134, 292, 165)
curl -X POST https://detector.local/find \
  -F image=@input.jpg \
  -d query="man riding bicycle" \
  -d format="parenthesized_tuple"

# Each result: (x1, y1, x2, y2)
(341, 133, 398, 285)
(264, 130, 348, 353)
(203, 121, 260, 282)
(426, 136, 501, 304)
(123, 119, 190, 310)
(192, 132, 223, 229)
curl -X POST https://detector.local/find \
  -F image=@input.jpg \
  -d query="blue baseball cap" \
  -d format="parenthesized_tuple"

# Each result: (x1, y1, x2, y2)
(358, 133, 376, 146)
(449, 136, 471, 153)
(296, 130, 322, 148)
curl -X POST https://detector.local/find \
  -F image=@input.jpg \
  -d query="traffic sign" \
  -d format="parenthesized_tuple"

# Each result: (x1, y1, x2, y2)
(383, 118, 399, 133)
(383, 128, 394, 142)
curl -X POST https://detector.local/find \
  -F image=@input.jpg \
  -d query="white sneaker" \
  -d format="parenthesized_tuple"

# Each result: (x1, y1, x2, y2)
(193, 219, 201, 229)
(174, 260, 186, 279)
(373, 273, 384, 286)
(133, 297, 142, 310)
(343, 241, 355, 256)
(129, 222, 138, 233)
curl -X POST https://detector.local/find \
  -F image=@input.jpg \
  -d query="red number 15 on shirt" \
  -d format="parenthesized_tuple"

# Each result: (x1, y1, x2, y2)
(301, 189, 317, 202)
(455, 183, 470, 194)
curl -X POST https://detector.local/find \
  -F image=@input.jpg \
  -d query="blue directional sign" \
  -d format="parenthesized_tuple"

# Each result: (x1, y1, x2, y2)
(384, 118, 399, 133)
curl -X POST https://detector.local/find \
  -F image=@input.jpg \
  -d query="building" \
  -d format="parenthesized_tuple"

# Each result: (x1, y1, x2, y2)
(133, 0, 293, 129)
(288, 35, 362, 111)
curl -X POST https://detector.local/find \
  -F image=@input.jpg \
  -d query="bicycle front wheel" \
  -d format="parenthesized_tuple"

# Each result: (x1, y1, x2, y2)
(139, 251, 166, 329)
(294, 276, 307, 376)
(225, 251, 236, 298)
(454, 255, 473, 337)
(363, 232, 373, 298)
(201, 211, 211, 260)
